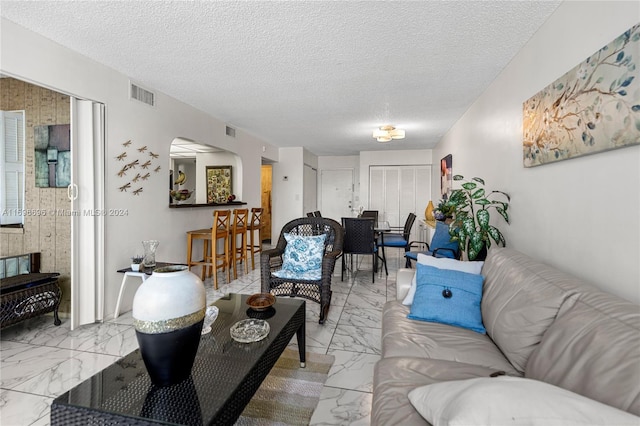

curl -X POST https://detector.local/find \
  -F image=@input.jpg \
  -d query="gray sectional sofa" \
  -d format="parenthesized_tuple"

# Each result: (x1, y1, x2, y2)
(372, 247, 640, 425)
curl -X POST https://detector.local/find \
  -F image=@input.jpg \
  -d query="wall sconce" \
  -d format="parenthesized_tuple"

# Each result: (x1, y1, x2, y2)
(373, 125, 405, 143)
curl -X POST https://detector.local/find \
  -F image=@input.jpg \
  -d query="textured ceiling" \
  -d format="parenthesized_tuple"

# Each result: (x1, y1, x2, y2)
(1, 1, 561, 156)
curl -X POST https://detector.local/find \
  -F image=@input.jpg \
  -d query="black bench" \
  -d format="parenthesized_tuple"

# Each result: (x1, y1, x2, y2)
(0, 253, 62, 329)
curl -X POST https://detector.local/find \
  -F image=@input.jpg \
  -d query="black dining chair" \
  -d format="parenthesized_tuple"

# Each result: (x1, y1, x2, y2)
(360, 210, 382, 268)
(360, 210, 379, 222)
(341, 217, 378, 283)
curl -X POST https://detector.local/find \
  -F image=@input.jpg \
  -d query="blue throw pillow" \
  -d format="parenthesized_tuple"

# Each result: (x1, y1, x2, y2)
(272, 233, 326, 279)
(429, 221, 458, 258)
(408, 263, 486, 334)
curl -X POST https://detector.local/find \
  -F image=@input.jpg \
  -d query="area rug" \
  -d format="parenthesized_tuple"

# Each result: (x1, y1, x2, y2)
(235, 349, 335, 425)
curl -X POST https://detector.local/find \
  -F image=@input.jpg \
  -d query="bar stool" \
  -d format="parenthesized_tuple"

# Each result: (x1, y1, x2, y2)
(230, 208, 249, 279)
(186, 209, 231, 289)
(186, 229, 211, 281)
(246, 207, 263, 270)
(206, 209, 231, 289)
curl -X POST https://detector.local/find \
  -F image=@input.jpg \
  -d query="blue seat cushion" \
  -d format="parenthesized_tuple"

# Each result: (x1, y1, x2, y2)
(273, 268, 322, 281)
(381, 234, 408, 247)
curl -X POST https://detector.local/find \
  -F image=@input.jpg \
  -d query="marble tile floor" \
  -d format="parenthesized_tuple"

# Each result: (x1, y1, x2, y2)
(0, 251, 403, 426)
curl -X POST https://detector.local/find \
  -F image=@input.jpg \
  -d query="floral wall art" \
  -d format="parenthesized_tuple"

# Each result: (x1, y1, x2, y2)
(440, 154, 453, 200)
(206, 165, 232, 203)
(523, 23, 640, 167)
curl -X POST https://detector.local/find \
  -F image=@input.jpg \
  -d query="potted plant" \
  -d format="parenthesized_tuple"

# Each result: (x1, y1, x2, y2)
(131, 255, 144, 272)
(434, 199, 456, 222)
(447, 175, 510, 261)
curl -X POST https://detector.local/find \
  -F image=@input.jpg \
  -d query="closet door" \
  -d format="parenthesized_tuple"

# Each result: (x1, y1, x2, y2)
(384, 168, 400, 226)
(369, 165, 431, 242)
(368, 167, 384, 219)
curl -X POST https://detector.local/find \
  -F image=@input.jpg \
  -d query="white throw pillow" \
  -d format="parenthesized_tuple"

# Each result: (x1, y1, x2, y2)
(402, 253, 484, 305)
(408, 376, 640, 426)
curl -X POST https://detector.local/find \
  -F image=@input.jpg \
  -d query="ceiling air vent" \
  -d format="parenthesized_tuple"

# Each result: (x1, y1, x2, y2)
(129, 81, 155, 107)
(225, 126, 236, 138)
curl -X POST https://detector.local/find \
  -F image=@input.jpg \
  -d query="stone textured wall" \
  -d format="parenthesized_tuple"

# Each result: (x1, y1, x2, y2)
(1, 77, 71, 314)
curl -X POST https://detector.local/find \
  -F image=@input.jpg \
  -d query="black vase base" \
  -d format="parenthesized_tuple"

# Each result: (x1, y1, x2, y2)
(136, 320, 203, 387)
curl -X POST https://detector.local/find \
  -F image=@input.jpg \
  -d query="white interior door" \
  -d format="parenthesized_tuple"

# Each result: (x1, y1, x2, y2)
(320, 168, 354, 222)
(70, 98, 105, 329)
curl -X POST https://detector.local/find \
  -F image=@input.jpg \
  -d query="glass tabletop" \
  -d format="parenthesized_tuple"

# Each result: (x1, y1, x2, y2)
(116, 261, 183, 274)
(375, 221, 390, 232)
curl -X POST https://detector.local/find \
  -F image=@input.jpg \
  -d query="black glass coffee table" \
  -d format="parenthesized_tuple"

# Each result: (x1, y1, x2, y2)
(50, 293, 306, 425)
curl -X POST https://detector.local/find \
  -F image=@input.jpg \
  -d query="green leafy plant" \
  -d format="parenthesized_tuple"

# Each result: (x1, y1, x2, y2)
(434, 198, 456, 220)
(131, 255, 144, 264)
(447, 175, 510, 260)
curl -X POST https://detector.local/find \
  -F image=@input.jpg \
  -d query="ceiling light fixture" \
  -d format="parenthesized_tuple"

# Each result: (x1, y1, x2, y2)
(373, 125, 405, 143)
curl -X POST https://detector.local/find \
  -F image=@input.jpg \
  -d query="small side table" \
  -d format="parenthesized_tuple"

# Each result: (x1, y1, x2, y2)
(113, 262, 182, 319)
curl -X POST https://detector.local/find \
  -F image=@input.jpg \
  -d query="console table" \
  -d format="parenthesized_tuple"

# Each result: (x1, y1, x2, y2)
(113, 262, 182, 319)
(51, 293, 306, 425)
(1, 253, 61, 329)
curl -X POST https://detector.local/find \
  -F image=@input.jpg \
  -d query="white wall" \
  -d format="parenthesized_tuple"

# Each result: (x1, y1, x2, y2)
(303, 149, 319, 214)
(172, 158, 196, 203)
(432, 1, 640, 303)
(303, 164, 317, 214)
(303, 149, 318, 170)
(271, 147, 305, 238)
(1, 18, 279, 317)
(194, 151, 242, 203)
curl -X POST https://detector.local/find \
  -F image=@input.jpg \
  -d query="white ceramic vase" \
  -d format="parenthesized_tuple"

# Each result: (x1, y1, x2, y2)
(132, 265, 206, 387)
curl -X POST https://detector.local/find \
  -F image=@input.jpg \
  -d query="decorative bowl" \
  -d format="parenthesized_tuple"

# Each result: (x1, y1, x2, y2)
(230, 319, 270, 343)
(170, 189, 193, 202)
(246, 293, 276, 311)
